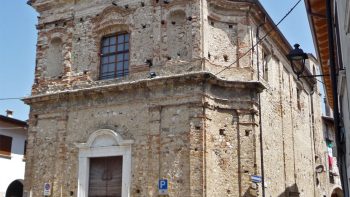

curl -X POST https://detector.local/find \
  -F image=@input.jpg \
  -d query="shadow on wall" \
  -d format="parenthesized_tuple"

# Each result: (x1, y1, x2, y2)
(276, 184, 300, 197)
(242, 183, 300, 197)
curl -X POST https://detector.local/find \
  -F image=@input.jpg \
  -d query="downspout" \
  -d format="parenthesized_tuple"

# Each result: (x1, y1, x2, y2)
(201, 0, 205, 71)
(256, 24, 266, 197)
(309, 88, 317, 197)
(326, 0, 348, 196)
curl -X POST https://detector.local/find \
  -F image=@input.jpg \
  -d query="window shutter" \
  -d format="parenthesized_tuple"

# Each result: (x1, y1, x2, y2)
(0, 135, 12, 156)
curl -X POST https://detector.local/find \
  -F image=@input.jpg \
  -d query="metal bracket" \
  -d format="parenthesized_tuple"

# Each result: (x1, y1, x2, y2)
(298, 74, 329, 79)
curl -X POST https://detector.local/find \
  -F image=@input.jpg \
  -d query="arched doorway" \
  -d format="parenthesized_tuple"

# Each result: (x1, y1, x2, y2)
(5, 180, 23, 197)
(76, 129, 133, 197)
(331, 187, 343, 197)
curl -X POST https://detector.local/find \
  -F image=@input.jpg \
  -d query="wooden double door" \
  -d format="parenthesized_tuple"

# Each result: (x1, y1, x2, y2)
(88, 156, 123, 197)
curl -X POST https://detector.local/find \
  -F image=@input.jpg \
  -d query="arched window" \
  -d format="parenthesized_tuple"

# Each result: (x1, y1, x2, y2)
(100, 33, 130, 79)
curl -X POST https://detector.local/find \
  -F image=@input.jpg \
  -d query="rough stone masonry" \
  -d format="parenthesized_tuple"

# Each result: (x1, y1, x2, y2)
(23, 0, 326, 196)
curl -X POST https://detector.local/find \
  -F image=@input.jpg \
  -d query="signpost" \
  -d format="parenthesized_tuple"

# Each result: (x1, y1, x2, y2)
(158, 179, 168, 195)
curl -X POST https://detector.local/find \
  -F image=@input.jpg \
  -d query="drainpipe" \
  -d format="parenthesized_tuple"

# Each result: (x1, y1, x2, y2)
(256, 24, 266, 197)
(309, 88, 317, 197)
(326, 0, 348, 195)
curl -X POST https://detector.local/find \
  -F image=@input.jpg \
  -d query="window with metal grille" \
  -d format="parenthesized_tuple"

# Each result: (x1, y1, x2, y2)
(0, 135, 12, 157)
(100, 33, 130, 80)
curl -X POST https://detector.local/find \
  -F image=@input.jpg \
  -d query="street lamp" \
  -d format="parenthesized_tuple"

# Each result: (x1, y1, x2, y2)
(287, 44, 308, 78)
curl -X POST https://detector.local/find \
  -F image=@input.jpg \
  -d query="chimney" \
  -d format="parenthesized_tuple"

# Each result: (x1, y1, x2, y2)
(6, 110, 13, 118)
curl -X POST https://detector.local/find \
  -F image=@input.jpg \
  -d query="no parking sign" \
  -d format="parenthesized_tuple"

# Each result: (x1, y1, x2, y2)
(43, 183, 51, 196)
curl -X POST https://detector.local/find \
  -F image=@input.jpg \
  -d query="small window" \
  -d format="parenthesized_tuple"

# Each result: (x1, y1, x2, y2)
(262, 53, 269, 81)
(23, 140, 27, 158)
(260, 48, 271, 82)
(297, 88, 301, 110)
(100, 33, 130, 80)
(0, 135, 12, 157)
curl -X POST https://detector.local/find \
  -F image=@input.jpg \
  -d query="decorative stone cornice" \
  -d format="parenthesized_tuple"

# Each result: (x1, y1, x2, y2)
(23, 72, 265, 105)
(28, 0, 65, 13)
(207, 0, 254, 12)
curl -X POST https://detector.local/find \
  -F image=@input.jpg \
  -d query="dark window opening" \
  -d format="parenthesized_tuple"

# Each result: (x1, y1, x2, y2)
(23, 140, 27, 159)
(0, 135, 12, 157)
(261, 49, 271, 82)
(262, 53, 269, 81)
(100, 33, 130, 80)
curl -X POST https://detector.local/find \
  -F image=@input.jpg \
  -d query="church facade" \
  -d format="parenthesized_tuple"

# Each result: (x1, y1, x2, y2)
(24, 0, 326, 196)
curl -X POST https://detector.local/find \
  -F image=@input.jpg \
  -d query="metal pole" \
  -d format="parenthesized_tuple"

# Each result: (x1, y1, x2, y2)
(326, 0, 348, 195)
(256, 25, 266, 197)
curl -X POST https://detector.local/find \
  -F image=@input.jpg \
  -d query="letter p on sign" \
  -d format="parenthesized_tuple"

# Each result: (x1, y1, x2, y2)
(158, 179, 168, 195)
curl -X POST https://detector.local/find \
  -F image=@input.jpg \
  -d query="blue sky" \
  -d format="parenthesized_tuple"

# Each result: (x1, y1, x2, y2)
(260, 0, 316, 55)
(0, 1, 37, 120)
(0, 0, 315, 121)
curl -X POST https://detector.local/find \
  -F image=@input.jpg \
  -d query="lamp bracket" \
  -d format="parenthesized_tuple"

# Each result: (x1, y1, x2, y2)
(297, 74, 330, 79)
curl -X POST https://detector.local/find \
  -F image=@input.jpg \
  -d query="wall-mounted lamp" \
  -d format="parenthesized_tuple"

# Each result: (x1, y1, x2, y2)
(287, 44, 327, 79)
(287, 44, 308, 78)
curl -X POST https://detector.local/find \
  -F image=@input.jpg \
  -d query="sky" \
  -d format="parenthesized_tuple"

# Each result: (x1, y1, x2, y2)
(259, 0, 316, 55)
(0, 1, 37, 121)
(0, 0, 316, 121)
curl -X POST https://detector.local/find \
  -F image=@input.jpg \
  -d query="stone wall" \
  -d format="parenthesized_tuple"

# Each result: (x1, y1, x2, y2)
(30, 0, 203, 95)
(24, 73, 263, 196)
(25, 74, 202, 197)
(250, 38, 319, 196)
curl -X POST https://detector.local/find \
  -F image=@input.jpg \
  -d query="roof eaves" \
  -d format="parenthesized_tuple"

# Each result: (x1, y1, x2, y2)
(0, 115, 28, 127)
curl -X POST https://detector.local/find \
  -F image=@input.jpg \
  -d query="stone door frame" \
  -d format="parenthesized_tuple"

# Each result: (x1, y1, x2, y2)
(76, 129, 133, 197)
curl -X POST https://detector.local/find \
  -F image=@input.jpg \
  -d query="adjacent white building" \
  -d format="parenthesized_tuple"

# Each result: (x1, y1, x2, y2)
(335, 1, 350, 195)
(0, 111, 27, 197)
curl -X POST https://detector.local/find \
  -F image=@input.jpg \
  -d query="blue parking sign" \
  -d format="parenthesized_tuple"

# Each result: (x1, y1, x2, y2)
(158, 179, 168, 194)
